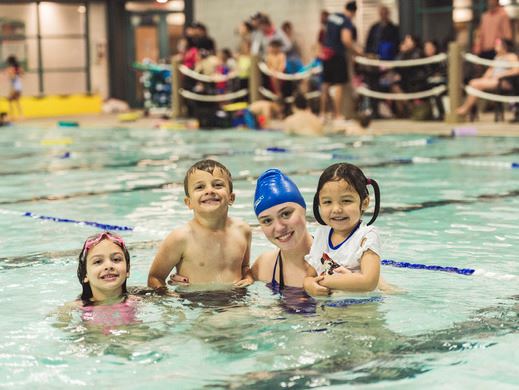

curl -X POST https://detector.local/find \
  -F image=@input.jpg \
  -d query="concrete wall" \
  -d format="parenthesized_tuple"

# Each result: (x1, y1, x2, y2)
(194, 0, 322, 63)
(194, 0, 400, 62)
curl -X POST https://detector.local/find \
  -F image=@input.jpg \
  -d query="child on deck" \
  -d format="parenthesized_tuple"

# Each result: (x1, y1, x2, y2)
(265, 39, 286, 97)
(148, 159, 253, 291)
(5, 55, 23, 120)
(304, 162, 382, 295)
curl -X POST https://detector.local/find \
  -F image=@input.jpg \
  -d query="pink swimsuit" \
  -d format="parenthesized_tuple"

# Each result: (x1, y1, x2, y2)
(80, 298, 139, 333)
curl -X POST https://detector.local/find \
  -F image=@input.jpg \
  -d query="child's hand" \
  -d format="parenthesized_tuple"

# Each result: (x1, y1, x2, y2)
(152, 286, 179, 297)
(234, 275, 254, 288)
(168, 273, 190, 286)
(307, 276, 330, 296)
(333, 266, 351, 274)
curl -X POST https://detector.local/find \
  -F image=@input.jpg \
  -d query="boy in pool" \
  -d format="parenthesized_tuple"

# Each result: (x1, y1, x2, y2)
(148, 159, 253, 291)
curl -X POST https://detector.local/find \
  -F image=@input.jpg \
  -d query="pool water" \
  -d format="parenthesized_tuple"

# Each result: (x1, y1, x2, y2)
(0, 125, 518, 388)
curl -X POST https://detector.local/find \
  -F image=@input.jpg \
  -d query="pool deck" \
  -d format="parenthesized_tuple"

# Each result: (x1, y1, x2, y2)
(14, 112, 519, 137)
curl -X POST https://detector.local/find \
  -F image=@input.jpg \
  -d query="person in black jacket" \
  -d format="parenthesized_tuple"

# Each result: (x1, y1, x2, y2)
(365, 5, 400, 61)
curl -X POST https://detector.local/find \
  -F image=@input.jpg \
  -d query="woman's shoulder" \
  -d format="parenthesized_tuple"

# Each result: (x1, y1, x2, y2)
(252, 249, 278, 281)
(253, 249, 278, 267)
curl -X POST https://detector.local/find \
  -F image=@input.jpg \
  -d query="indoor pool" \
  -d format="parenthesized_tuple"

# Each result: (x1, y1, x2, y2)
(0, 124, 518, 389)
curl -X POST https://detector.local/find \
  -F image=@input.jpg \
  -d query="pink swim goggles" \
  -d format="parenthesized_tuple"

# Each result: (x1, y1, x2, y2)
(81, 231, 127, 260)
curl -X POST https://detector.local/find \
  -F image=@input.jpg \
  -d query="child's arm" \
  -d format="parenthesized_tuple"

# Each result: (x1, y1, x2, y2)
(148, 229, 186, 293)
(318, 249, 380, 292)
(303, 264, 330, 296)
(51, 301, 81, 328)
(234, 224, 254, 287)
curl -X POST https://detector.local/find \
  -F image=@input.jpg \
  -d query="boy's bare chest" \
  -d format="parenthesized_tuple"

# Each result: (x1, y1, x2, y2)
(183, 230, 245, 269)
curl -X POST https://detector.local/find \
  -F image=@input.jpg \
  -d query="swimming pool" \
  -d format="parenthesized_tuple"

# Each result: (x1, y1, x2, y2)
(1, 125, 518, 388)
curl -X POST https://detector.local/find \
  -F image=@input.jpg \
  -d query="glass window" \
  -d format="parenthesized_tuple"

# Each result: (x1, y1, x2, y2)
(41, 38, 86, 69)
(39, 2, 85, 36)
(0, 4, 36, 69)
(44, 72, 86, 94)
(0, 4, 38, 36)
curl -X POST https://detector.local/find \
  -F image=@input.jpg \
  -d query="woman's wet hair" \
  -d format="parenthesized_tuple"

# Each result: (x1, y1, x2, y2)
(313, 163, 380, 226)
(77, 233, 131, 305)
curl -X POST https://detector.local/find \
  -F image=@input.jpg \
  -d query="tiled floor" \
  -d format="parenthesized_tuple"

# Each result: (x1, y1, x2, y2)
(16, 112, 519, 137)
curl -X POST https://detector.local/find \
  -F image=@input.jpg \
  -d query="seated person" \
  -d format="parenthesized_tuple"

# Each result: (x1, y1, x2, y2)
(283, 93, 324, 136)
(457, 38, 519, 117)
(245, 99, 283, 129)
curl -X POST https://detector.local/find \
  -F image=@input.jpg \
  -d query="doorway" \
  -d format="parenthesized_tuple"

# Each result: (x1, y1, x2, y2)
(126, 11, 185, 108)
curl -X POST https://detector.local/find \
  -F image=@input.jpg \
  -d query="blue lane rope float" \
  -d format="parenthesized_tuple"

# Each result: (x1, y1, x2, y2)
(2, 209, 518, 281)
(22, 211, 134, 232)
(381, 259, 474, 275)
(324, 296, 384, 308)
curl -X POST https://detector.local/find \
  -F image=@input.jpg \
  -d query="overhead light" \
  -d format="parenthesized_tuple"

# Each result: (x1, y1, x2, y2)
(156, 0, 168, 3)
(453, 8, 473, 22)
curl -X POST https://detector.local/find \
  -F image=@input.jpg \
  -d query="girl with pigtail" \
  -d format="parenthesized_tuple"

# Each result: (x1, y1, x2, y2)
(304, 162, 384, 296)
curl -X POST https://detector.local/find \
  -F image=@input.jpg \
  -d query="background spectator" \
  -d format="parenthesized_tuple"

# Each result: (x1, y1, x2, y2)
(476, 0, 512, 59)
(320, 1, 363, 120)
(456, 38, 519, 117)
(365, 5, 400, 61)
(281, 21, 303, 63)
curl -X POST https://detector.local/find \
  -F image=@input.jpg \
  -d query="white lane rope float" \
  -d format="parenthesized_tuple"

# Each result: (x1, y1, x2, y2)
(179, 88, 248, 102)
(178, 64, 239, 82)
(1, 208, 516, 281)
(464, 85, 519, 104)
(354, 53, 447, 68)
(463, 53, 519, 69)
(258, 62, 322, 81)
(356, 85, 447, 100)
(259, 87, 321, 102)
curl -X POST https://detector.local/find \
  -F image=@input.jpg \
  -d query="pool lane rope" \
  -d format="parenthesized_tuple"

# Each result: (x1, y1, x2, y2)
(1, 208, 517, 281)
(0, 208, 169, 237)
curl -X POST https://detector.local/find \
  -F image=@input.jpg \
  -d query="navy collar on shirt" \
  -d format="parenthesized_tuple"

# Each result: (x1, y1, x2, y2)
(328, 221, 362, 250)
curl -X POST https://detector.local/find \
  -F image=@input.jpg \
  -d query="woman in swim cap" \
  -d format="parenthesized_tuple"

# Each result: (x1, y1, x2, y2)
(252, 169, 329, 295)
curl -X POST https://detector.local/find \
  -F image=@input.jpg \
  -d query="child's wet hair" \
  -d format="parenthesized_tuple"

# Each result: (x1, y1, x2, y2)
(269, 39, 283, 49)
(77, 232, 131, 305)
(183, 159, 233, 196)
(313, 162, 380, 226)
(293, 93, 308, 110)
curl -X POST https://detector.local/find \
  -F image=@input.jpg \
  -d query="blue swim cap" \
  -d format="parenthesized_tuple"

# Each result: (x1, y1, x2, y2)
(254, 169, 306, 216)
